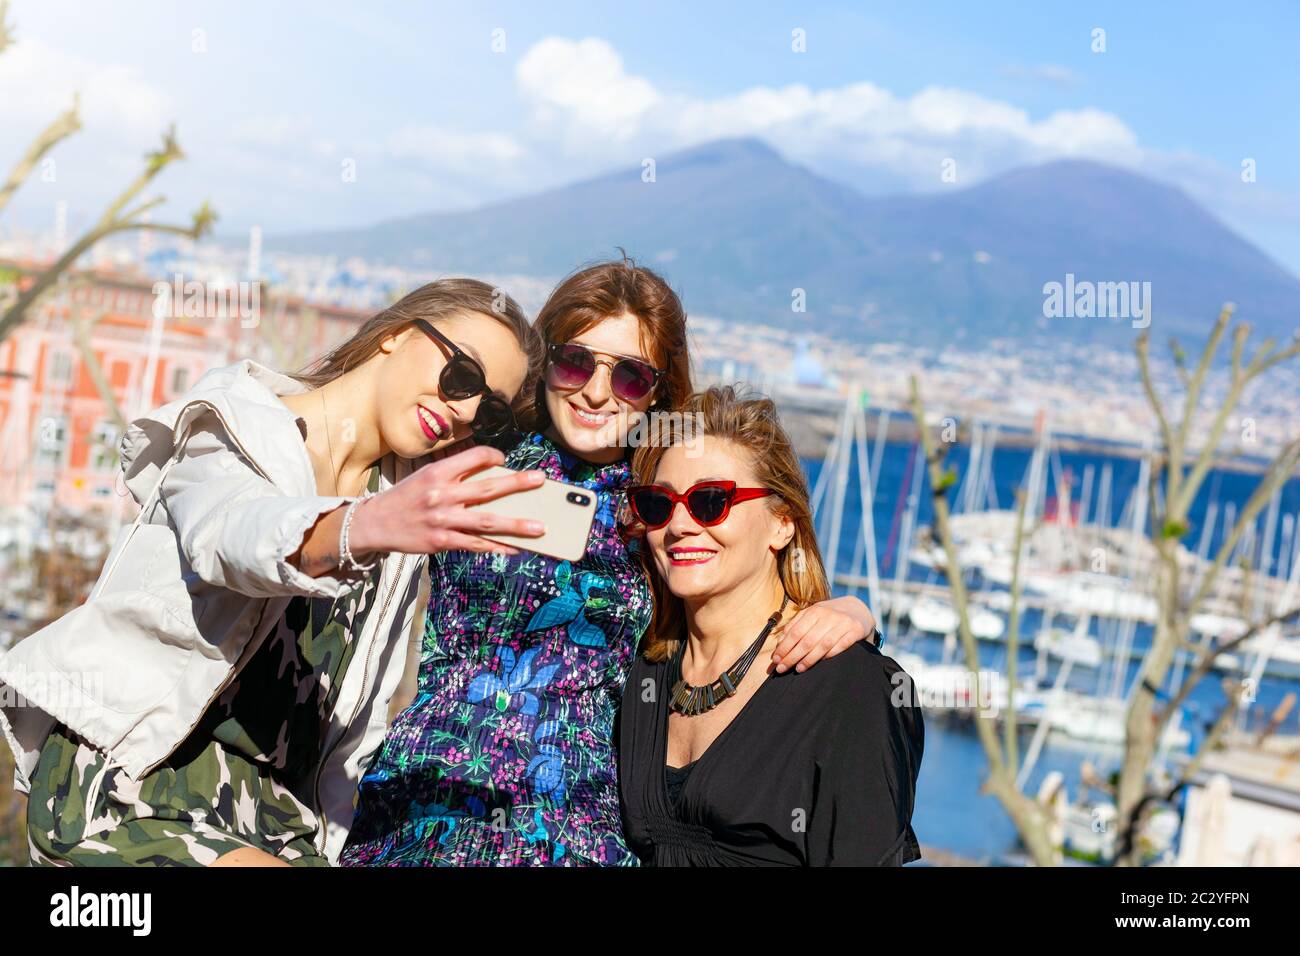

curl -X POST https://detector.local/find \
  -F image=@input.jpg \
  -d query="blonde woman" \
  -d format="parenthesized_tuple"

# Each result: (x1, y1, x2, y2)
(1, 279, 548, 866)
(618, 385, 924, 866)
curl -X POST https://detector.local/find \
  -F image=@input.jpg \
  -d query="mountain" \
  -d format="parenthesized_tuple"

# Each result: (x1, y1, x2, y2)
(273, 138, 1300, 348)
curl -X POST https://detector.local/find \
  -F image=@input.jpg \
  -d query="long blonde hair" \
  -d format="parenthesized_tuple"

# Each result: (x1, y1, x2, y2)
(288, 278, 541, 394)
(629, 384, 830, 663)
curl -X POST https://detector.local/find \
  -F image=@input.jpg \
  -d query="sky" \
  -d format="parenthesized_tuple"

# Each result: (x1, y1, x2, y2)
(2, 0, 1298, 274)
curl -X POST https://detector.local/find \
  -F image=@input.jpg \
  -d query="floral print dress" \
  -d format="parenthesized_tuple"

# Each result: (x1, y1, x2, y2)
(339, 432, 653, 866)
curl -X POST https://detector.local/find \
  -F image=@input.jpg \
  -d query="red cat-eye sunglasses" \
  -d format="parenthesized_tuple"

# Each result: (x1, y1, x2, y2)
(626, 480, 774, 530)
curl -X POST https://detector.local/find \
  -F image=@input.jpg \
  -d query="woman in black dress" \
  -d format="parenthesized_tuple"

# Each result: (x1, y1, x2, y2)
(618, 385, 924, 866)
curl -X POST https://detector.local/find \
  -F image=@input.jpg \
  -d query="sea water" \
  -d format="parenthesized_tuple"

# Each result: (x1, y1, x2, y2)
(804, 440, 1300, 862)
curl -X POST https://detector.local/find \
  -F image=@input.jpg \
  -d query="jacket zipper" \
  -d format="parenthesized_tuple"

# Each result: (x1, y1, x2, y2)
(311, 552, 408, 855)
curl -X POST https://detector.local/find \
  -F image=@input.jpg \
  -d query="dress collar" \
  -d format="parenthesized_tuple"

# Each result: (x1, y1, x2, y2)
(525, 431, 632, 492)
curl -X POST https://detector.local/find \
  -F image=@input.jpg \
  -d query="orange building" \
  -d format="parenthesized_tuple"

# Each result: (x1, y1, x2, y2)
(0, 261, 369, 515)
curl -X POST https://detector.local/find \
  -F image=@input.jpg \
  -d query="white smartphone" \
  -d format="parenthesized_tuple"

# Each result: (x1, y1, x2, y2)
(461, 465, 598, 562)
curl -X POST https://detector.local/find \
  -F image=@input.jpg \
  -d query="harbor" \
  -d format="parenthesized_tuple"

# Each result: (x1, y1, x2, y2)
(795, 392, 1300, 865)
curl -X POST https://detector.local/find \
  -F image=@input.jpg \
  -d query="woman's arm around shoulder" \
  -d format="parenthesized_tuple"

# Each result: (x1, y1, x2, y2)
(771, 595, 880, 673)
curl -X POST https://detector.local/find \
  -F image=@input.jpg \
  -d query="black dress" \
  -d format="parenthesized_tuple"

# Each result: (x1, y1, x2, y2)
(618, 640, 924, 866)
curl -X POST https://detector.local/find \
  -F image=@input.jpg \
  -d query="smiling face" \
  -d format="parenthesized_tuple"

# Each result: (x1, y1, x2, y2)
(543, 311, 659, 464)
(373, 310, 529, 458)
(644, 435, 794, 604)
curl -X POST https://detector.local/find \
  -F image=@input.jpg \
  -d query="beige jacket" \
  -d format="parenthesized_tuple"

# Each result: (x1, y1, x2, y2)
(0, 359, 430, 863)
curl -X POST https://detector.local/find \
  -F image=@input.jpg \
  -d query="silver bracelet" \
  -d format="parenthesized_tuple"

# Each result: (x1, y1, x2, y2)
(339, 490, 378, 574)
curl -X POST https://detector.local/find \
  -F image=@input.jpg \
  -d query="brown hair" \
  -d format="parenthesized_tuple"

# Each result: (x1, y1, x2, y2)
(520, 252, 692, 432)
(630, 384, 830, 663)
(288, 278, 541, 394)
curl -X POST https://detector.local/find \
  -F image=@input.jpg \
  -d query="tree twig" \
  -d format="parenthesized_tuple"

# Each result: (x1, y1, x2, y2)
(0, 96, 81, 217)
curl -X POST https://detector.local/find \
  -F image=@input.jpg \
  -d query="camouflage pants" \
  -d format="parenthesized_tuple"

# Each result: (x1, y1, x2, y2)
(26, 723, 328, 867)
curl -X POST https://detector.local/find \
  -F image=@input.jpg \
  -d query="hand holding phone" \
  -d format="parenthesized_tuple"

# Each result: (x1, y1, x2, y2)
(347, 446, 548, 557)
(462, 466, 598, 562)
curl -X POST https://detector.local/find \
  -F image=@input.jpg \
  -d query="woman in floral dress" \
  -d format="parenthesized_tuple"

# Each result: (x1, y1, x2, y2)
(339, 257, 878, 866)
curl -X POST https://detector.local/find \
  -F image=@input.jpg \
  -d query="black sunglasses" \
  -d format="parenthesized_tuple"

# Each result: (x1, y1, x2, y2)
(412, 318, 517, 441)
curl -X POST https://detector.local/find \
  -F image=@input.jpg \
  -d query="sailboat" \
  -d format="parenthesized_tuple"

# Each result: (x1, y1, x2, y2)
(905, 597, 959, 635)
(1034, 613, 1102, 668)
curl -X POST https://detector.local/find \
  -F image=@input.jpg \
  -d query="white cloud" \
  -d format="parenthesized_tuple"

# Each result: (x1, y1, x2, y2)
(4, 27, 1293, 273)
(516, 37, 660, 143)
(513, 37, 1142, 189)
(0, 35, 170, 137)
(1025, 107, 1139, 157)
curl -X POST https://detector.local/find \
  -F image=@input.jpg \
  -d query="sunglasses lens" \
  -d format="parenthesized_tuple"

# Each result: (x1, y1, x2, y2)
(611, 359, 656, 402)
(471, 397, 514, 436)
(631, 489, 673, 528)
(548, 344, 595, 389)
(442, 355, 486, 399)
(687, 486, 731, 525)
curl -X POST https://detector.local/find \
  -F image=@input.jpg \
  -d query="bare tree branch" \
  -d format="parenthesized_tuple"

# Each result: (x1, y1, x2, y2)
(95, 125, 183, 230)
(1156, 605, 1300, 739)
(909, 375, 1057, 865)
(1169, 306, 1233, 504)
(0, 0, 14, 57)
(1003, 487, 1030, 773)
(69, 305, 127, 430)
(0, 127, 216, 344)
(1136, 332, 1175, 460)
(1119, 309, 1300, 865)
(1185, 438, 1300, 615)
(0, 96, 81, 217)
(1171, 324, 1259, 518)
(1119, 678, 1248, 863)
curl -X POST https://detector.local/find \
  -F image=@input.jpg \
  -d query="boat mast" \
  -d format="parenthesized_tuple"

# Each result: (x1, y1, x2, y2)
(852, 391, 883, 612)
